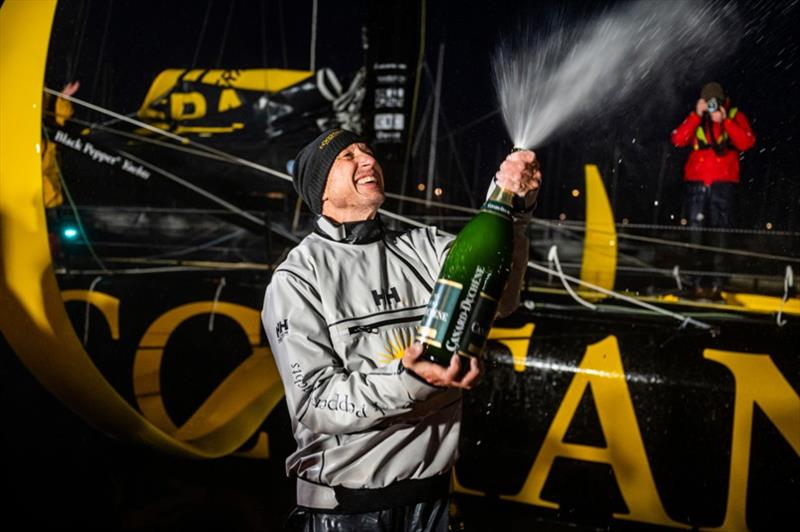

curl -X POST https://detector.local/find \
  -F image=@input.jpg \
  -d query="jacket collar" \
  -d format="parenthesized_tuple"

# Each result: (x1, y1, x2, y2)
(315, 215, 384, 244)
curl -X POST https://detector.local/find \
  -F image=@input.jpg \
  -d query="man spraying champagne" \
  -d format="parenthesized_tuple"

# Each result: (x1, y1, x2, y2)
(262, 128, 541, 531)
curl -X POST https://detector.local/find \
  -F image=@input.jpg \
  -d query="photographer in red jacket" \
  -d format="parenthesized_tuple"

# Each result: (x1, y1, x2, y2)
(671, 81, 756, 299)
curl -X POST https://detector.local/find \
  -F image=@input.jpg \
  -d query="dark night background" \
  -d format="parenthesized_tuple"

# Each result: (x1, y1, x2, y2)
(3, 1, 798, 531)
(42, 0, 800, 233)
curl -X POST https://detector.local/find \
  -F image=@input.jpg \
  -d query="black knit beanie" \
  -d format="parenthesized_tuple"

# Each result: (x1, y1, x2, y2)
(292, 128, 365, 214)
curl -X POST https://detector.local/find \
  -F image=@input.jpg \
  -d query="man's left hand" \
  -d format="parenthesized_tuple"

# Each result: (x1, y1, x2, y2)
(402, 343, 482, 389)
(495, 149, 542, 198)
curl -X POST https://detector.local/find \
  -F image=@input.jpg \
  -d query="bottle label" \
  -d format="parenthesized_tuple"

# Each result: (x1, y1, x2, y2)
(481, 200, 512, 219)
(444, 266, 497, 357)
(417, 279, 462, 348)
(452, 291, 498, 357)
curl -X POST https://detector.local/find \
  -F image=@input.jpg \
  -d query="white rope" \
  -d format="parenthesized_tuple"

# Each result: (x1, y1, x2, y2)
(39, 91, 766, 330)
(63, 266, 230, 275)
(43, 87, 294, 184)
(43, 88, 188, 144)
(777, 265, 794, 327)
(83, 276, 103, 345)
(526, 259, 713, 329)
(672, 265, 683, 291)
(547, 246, 597, 310)
(209, 276, 227, 332)
(50, 89, 797, 263)
(117, 150, 266, 227)
(380, 208, 711, 330)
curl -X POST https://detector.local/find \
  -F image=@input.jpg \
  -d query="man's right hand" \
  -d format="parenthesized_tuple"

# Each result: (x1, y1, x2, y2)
(695, 98, 708, 116)
(401, 342, 482, 389)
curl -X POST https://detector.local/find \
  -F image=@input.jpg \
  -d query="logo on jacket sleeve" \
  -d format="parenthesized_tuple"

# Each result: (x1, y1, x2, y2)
(371, 286, 400, 307)
(275, 319, 289, 342)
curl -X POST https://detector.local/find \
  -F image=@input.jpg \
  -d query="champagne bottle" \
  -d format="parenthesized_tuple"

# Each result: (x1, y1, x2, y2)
(416, 182, 515, 370)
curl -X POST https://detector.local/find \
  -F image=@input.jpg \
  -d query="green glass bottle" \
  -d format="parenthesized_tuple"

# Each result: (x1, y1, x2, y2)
(416, 183, 515, 370)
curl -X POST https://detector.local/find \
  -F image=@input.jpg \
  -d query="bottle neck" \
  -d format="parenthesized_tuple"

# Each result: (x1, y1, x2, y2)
(486, 184, 515, 207)
(480, 183, 514, 218)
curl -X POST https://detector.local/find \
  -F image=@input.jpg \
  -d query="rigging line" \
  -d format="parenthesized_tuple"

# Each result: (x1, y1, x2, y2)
(44, 88, 293, 183)
(309, 0, 318, 72)
(68, 0, 89, 82)
(64, 116, 232, 162)
(383, 192, 662, 285)
(386, 190, 712, 282)
(61, 266, 255, 275)
(96, 111, 141, 128)
(116, 150, 266, 227)
(526, 260, 713, 330)
(537, 215, 672, 278)
(191, 0, 213, 71)
(401, 0, 427, 213)
(378, 208, 712, 330)
(437, 109, 501, 144)
(88, 0, 114, 125)
(143, 229, 246, 259)
(74, 205, 259, 215)
(776, 266, 794, 327)
(529, 260, 795, 283)
(209, 276, 226, 332)
(422, 60, 476, 208)
(277, 0, 288, 68)
(605, 231, 799, 263)
(104, 257, 271, 270)
(530, 219, 800, 263)
(259, 1, 268, 68)
(548, 246, 597, 310)
(83, 276, 103, 345)
(385, 191, 477, 214)
(216, 0, 235, 69)
(42, 89, 800, 247)
(425, 44, 445, 207)
(539, 218, 800, 237)
(44, 88, 189, 144)
(42, 128, 109, 273)
(71, 107, 800, 264)
(411, 96, 434, 159)
(47, 90, 795, 264)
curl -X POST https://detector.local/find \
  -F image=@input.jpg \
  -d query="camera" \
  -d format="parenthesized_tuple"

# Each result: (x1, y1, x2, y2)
(707, 97, 719, 113)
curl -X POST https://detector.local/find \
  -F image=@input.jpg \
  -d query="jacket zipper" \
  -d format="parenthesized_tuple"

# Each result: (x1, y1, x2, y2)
(348, 315, 423, 335)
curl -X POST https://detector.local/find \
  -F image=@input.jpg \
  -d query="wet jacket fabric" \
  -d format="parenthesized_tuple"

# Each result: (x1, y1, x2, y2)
(262, 183, 533, 511)
(670, 109, 755, 186)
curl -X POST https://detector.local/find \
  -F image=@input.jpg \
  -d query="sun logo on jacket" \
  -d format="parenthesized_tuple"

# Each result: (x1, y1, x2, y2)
(377, 328, 413, 365)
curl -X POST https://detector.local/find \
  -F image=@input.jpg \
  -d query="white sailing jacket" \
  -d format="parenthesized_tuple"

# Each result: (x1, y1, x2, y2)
(262, 182, 534, 509)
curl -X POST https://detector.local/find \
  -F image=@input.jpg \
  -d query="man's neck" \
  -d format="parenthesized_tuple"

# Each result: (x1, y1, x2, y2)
(321, 207, 379, 224)
(315, 215, 384, 244)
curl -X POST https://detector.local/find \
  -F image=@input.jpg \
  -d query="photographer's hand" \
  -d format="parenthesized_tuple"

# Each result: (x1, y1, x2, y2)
(695, 98, 708, 117)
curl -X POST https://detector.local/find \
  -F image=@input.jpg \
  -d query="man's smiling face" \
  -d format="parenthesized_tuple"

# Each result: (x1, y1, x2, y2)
(321, 142, 385, 223)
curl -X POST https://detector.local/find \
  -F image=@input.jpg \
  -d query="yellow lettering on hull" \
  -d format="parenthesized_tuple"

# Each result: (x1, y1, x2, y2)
(502, 336, 687, 528)
(702, 350, 800, 532)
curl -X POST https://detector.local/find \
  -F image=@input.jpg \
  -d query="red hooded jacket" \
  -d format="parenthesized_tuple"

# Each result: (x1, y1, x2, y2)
(671, 108, 756, 186)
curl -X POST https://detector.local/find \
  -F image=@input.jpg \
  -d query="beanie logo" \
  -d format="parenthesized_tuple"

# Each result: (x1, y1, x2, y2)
(319, 129, 344, 150)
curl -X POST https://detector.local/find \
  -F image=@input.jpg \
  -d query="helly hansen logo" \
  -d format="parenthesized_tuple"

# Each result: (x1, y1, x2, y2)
(275, 319, 289, 342)
(372, 286, 400, 307)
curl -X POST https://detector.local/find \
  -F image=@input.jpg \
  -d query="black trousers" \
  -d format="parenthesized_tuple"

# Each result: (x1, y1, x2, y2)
(284, 497, 450, 532)
(683, 181, 737, 289)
